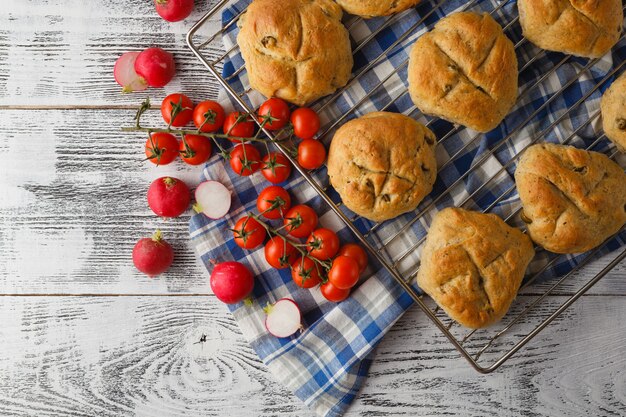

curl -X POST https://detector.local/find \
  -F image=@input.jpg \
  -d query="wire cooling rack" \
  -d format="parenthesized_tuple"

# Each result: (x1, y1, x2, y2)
(187, 0, 626, 373)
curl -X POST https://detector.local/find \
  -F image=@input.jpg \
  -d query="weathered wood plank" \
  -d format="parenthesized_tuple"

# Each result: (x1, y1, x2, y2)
(0, 0, 223, 106)
(0, 295, 624, 416)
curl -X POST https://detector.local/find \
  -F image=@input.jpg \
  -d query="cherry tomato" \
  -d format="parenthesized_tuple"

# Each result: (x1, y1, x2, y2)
(284, 205, 318, 238)
(297, 139, 326, 170)
(306, 228, 340, 261)
(328, 255, 360, 289)
(223, 111, 255, 141)
(233, 216, 266, 249)
(291, 107, 320, 139)
(154, 0, 194, 22)
(229, 144, 262, 176)
(179, 134, 212, 166)
(264, 237, 298, 269)
(261, 152, 292, 184)
(337, 244, 368, 274)
(193, 100, 226, 133)
(320, 282, 351, 303)
(161, 93, 193, 127)
(257, 186, 292, 220)
(291, 256, 322, 288)
(145, 132, 179, 165)
(258, 98, 290, 131)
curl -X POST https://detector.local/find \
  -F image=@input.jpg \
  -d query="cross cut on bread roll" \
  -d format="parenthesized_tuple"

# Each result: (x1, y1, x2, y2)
(515, 143, 626, 254)
(327, 112, 438, 222)
(518, 0, 623, 58)
(408, 12, 518, 132)
(334, 0, 422, 18)
(417, 208, 535, 329)
(601, 71, 626, 152)
(237, 0, 353, 106)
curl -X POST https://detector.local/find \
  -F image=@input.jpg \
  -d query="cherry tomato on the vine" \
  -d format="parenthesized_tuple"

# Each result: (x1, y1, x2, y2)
(297, 139, 326, 170)
(264, 237, 298, 269)
(233, 216, 266, 249)
(193, 100, 225, 133)
(261, 152, 292, 184)
(145, 132, 179, 165)
(284, 205, 318, 238)
(320, 282, 351, 303)
(179, 134, 212, 166)
(257, 186, 292, 220)
(291, 107, 320, 139)
(223, 111, 255, 140)
(258, 98, 290, 131)
(291, 256, 322, 288)
(337, 243, 368, 274)
(328, 255, 360, 290)
(161, 93, 193, 127)
(229, 144, 262, 176)
(306, 228, 340, 261)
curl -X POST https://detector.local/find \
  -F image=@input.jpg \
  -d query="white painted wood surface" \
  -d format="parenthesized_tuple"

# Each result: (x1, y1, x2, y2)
(1, 1, 625, 416)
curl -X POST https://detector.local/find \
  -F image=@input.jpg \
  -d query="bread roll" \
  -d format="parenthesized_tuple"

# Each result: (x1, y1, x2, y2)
(417, 208, 534, 329)
(327, 112, 437, 222)
(237, 0, 353, 106)
(408, 12, 518, 132)
(601, 71, 626, 152)
(334, 0, 421, 18)
(515, 143, 626, 254)
(518, 0, 623, 58)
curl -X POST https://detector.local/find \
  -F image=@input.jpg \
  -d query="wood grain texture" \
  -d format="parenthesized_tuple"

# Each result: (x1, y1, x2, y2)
(0, 296, 624, 417)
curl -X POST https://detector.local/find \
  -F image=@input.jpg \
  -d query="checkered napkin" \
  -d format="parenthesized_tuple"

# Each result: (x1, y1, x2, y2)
(189, 1, 626, 415)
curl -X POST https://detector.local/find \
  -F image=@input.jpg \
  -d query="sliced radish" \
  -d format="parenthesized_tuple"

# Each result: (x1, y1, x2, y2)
(114, 52, 148, 93)
(194, 180, 231, 219)
(264, 298, 302, 338)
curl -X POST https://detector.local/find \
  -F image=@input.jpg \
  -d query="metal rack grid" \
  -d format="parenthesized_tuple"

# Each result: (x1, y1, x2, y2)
(187, 0, 626, 373)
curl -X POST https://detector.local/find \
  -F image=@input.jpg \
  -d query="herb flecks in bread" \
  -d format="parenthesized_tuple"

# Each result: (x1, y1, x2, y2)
(327, 112, 437, 222)
(417, 208, 535, 329)
(601, 72, 626, 152)
(237, 0, 353, 106)
(334, 0, 422, 18)
(408, 12, 518, 132)
(515, 143, 626, 254)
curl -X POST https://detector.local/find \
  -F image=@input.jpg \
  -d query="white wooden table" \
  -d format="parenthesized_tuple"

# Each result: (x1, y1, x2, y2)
(1, 1, 625, 415)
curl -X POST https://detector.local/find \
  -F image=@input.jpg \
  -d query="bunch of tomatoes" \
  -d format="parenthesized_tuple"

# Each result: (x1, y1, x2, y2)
(146, 94, 328, 179)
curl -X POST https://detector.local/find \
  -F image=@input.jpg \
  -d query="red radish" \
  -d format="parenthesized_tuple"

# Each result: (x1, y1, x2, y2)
(195, 180, 231, 219)
(114, 52, 148, 93)
(134, 47, 176, 88)
(132, 230, 174, 277)
(264, 298, 302, 338)
(210, 261, 254, 304)
(147, 177, 191, 218)
(154, 0, 194, 22)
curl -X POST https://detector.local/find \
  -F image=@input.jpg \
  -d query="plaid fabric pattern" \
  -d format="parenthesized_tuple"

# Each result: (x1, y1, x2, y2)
(189, 1, 626, 415)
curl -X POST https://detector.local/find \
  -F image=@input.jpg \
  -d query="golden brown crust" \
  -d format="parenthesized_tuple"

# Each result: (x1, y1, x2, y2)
(327, 112, 437, 222)
(601, 72, 626, 152)
(518, 0, 623, 58)
(237, 0, 353, 106)
(334, 0, 421, 18)
(515, 143, 626, 254)
(407, 12, 518, 133)
(417, 208, 535, 329)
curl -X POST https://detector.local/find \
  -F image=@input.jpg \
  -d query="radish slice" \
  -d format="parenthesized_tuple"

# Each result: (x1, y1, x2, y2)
(114, 52, 148, 93)
(195, 180, 231, 219)
(265, 298, 302, 338)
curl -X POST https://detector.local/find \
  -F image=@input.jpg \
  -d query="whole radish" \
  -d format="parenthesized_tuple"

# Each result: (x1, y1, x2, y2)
(114, 52, 148, 93)
(210, 261, 254, 304)
(147, 177, 191, 218)
(264, 298, 302, 338)
(132, 230, 174, 277)
(134, 47, 176, 88)
(155, 0, 194, 22)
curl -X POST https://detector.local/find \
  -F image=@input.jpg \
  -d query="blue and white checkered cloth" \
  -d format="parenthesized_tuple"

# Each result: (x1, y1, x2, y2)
(190, 1, 626, 415)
